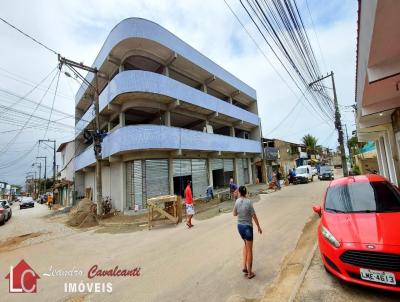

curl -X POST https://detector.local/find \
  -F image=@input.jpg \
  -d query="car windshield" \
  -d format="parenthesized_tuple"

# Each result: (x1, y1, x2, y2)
(296, 168, 307, 174)
(325, 181, 400, 213)
(22, 197, 33, 202)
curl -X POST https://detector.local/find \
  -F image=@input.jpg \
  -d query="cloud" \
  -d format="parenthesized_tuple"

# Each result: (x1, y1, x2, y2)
(0, 0, 357, 184)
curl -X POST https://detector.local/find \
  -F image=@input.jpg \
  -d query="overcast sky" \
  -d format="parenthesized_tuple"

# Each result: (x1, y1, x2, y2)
(0, 0, 358, 185)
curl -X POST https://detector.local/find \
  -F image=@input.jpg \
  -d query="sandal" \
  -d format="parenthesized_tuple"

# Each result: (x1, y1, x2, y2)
(242, 268, 248, 274)
(247, 273, 256, 279)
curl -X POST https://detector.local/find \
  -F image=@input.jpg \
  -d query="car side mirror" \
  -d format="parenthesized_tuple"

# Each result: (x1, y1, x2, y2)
(312, 205, 322, 217)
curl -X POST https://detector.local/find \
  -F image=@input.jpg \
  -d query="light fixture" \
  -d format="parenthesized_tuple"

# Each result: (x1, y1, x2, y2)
(379, 113, 383, 116)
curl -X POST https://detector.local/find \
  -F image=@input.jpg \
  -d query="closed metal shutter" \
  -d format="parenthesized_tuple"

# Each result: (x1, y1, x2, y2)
(173, 159, 192, 177)
(145, 159, 169, 202)
(126, 162, 133, 209)
(210, 158, 223, 170)
(237, 159, 245, 186)
(223, 159, 234, 172)
(133, 160, 144, 209)
(243, 159, 250, 184)
(192, 159, 208, 198)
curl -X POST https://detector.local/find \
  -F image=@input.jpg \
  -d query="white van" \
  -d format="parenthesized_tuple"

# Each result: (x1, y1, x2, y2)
(294, 165, 314, 184)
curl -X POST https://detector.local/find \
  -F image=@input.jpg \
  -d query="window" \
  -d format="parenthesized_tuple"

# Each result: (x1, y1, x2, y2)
(325, 181, 400, 213)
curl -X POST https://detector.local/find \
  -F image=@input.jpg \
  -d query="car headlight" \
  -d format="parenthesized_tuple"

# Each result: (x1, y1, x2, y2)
(321, 226, 340, 248)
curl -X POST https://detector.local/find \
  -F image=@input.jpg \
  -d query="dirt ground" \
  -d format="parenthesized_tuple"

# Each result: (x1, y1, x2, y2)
(295, 249, 400, 302)
(0, 179, 329, 302)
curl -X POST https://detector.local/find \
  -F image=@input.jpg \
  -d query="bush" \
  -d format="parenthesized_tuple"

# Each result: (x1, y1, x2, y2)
(352, 165, 361, 175)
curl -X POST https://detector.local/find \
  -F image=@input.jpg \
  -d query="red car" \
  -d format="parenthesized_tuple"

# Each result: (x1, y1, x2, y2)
(313, 174, 400, 292)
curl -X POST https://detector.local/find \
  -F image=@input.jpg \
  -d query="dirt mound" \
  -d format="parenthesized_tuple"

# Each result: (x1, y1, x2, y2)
(67, 198, 98, 228)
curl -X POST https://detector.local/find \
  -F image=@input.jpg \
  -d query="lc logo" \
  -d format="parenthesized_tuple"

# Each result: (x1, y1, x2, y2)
(5, 260, 40, 293)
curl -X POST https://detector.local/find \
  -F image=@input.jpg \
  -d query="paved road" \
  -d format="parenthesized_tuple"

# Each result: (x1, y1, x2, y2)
(0, 180, 329, 302)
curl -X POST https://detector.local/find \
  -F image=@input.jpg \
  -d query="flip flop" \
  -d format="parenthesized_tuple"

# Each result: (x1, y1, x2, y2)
(242, 269, 248, 274)
(247, 273, 256, 279)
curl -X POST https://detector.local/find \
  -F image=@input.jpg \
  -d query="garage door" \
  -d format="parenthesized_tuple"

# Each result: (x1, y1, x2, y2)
(145, 159, 169, 201)
(173, 159, 192, 177)
(237, 159, 245, 186)
(223, 159, 234, 172)
(210, 158, 223, 170)
(192, 159, 208, 198)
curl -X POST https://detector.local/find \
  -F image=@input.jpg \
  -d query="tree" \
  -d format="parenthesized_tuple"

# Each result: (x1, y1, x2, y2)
(302, 134, 318, 155)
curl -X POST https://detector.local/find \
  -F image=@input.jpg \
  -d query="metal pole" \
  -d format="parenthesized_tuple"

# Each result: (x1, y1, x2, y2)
(38, 162, 41, 195)
(53, 140, 56, 183)
(330, 72, 349, 177)
(94, 73, 103, 215)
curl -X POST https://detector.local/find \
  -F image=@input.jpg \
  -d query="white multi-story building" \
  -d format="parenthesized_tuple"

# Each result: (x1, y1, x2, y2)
(70, 18, 262, 211)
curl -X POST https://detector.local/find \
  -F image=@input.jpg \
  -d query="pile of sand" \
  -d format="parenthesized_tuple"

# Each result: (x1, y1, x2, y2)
(67, 198, 98, 228)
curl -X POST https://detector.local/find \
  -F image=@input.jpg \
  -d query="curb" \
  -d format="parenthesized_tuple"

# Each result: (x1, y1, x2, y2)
(288, 242, 318, 302)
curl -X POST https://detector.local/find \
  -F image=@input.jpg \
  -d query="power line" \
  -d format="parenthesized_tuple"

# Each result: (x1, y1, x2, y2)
(0, 17, 59, 55)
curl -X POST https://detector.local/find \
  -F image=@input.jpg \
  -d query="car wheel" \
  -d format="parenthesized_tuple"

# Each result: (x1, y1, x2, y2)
(311, 176, 314, 182)
(0, 216, 5, 225)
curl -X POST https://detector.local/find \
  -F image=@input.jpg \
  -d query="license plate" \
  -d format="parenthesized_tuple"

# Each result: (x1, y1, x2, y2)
(360, 268, 396, 285)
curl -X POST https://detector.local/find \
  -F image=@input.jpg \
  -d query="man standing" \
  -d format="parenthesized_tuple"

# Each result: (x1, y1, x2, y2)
(185, 180, 194, 228)
(276, 169, 282, 190)
(229, 178, 238, 200)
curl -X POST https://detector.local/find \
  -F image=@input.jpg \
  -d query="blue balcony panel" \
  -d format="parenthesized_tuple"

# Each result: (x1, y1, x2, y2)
(75, 70, 260, 138)
(76, 18, 256, 105)
(75, 125, 261, 171)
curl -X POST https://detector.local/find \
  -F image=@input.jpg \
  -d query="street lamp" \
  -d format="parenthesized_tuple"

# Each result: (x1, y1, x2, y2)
(37, 156, 47, 194)
(32, 162, 41, 196)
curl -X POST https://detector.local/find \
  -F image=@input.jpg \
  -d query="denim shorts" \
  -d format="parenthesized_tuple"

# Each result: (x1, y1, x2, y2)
(237, 224, 253, 241)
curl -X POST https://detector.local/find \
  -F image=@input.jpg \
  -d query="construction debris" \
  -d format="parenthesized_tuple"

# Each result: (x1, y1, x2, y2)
(67, 198, 98, 228)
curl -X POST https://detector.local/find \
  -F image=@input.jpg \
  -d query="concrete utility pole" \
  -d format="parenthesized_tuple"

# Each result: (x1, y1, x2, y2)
(58, 55, 104, 215)
(39, 140, 56, 189)
(37, 156, 47, 193)
(309, 71, 349, 177)
(344, 124, 353, 168)
(32, 162, 41, 195)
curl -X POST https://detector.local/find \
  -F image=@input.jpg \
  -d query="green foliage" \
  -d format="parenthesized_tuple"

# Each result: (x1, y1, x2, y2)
(352, 164, 361, 175)
(302, 134, 318, 154)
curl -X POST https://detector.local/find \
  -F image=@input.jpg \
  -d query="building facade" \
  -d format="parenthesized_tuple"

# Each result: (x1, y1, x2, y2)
(356, 0, 400, 185)
(72, 18, 262, 212)
(56, 140, 75, 206)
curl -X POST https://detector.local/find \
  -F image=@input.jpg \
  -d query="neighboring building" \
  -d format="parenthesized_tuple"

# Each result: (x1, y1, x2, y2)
(262, 138, 307, 179)
(56, 140, 75, 206)
(355, 0, 400, 185)
(354, 141, 379, 174)
(72, 18, 262, 212)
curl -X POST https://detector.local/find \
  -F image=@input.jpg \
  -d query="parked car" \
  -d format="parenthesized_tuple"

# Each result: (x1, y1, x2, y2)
(312, 175, 400, 292)
(293, 165, 314, 184)
(20, 197, 35, 209)
(319, 165, 334, 181)
(0, 200, 12, 225)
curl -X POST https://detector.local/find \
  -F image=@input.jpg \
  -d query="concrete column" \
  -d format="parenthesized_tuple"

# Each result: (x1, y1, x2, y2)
(119, 112, 125, 127)
(168, 158, 174, 194)
(202, 84, 207, 93)
(165, 111, 171, 127)
(387, 126, 400, 185)
(119, 64, 124, 73)
(233, 158, 239, 184)
(379, 136, 390, 179)
(384, 132, 398, 184)
(120, 162, 126, 211)
(248, 158, 253, 185)
(230, 127, 235, 137)
(207, 158, 214, 188)
(107, 122, 112, 132)
(375, 140, 384, 176)
(228, 97, 233, 104)
(163, 66, 169, 77)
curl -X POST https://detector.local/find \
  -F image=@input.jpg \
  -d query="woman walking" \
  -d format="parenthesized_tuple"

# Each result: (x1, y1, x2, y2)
(233, 186, 262, 279)
(185, 180, 195, 228)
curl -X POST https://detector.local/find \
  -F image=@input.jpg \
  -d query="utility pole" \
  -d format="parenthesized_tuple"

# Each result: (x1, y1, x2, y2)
(32, 162, 41, 195)
(37, 156, 47, 193)
(344, 124, 353, 168)
(309, 71, 349, 177)
(58, 55, 105, 215)
(39, 139, 56, 190)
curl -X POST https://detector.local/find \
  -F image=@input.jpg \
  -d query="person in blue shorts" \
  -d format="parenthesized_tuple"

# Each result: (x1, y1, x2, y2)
(233, 186, 262, 279)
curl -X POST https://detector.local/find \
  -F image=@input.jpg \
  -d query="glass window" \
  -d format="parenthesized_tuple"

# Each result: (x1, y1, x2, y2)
(325, 181, 400, 213)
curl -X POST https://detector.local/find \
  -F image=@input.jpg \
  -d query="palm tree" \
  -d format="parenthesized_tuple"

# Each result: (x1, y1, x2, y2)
(302, 134, 318, 155)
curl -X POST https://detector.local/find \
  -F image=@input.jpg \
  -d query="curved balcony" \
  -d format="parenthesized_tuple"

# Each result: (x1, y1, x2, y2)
(76, 18, 256, 105)
(74, 125, 262, 171)
(75, 70, 260, 137)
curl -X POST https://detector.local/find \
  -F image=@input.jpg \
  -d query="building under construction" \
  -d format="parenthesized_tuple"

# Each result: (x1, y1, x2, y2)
(72, 18, 262, 212)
